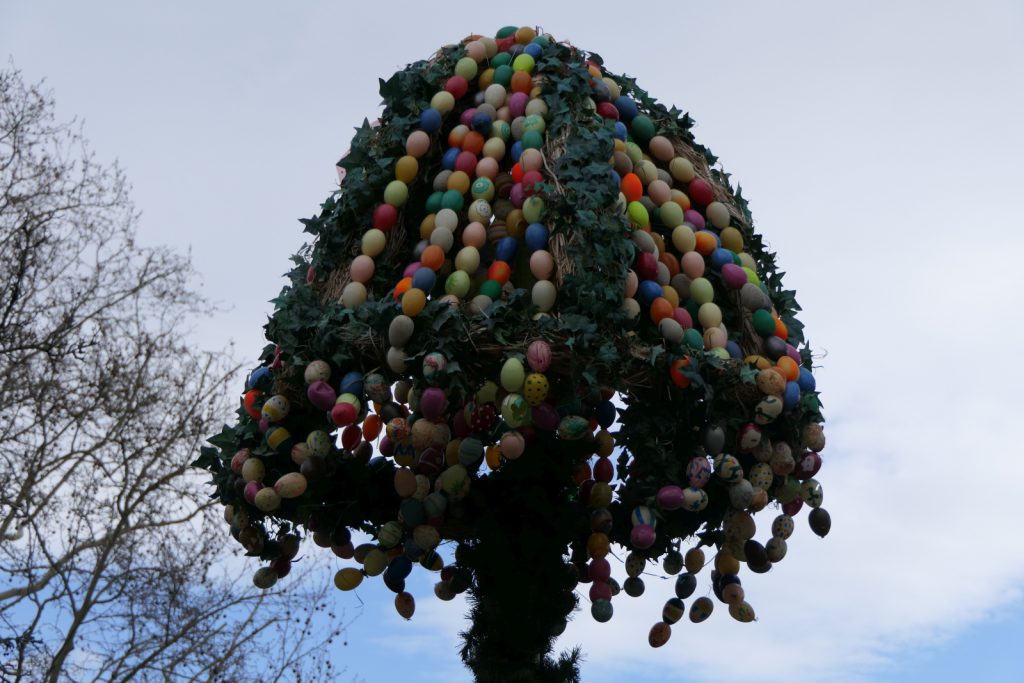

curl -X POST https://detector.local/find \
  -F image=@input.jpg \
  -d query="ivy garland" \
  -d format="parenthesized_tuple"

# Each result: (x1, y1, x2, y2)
(196, 25, 829, 681)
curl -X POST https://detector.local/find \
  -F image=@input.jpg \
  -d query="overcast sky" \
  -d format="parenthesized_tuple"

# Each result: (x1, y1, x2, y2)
(4, 1, 1024, 681)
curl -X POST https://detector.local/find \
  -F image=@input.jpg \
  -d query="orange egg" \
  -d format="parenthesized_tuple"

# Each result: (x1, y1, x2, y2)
(395, 155, 418, 183)
(363, 414, 382, 441)
(485, 445, 502, 469)
(419, 214, 436, 240)
(510, 70, 532, 94)
(774, 316, 789, 340)
(448, 125, 469, 149)
(776, 356, 799, 382)
(694, 231, 717, 257)
(621, 173, 643, 202)
(487, 261, 512, 285)
(462, 132, 485, 156)
(393, 277, 413, 299)
(515, 26, 537, 44)
(402, 287, 426, 316)
(587, 532, 610, 559)
(650, 297, 673, 324)
(421, 245, 445, 271)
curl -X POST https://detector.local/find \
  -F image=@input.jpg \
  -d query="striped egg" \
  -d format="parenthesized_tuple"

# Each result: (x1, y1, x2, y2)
(261, 395, 290, 422)
(631, 505, 655, 527)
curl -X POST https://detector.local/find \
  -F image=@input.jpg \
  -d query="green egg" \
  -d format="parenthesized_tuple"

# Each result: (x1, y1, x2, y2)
(742, 266, 760, 285)
(472, 177, 495, 201)
(512, 54, 535, 73)
(383, 180, 409, 207)
(455, 57, 478, 81)
(491, 120, 511, 141)
(627, 201, 649, 227)
(752, 309, 776, 336)
(690, 277, 714, 304)
(630, 115, 656, 145)
(521, 130, 544, 150)
(479, 279, 502, 300)
(493, 64, 513, 86)
(682, 328, 704, 350)
(523, 196, 546, 223)
(624, 141, 643, 164)
(523, 114, 546, 134)
(441, 189, 465, 212)
(660, 201, 684, 228)
(425, 191, 443, 214)
(445, 270, 471, 298)
(496, 25, 518, 39)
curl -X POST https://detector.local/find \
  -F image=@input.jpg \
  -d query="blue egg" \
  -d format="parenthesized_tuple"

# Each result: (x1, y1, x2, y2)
(495, 237, 518, 263)
(420, 107, 442, 133)
(339, 370, 364, 397)
(510, 141, 523, 162)
(524, 223, 549, 251)
(609, 169, 621, 187)
(710, 248, 735, 270)
(471, 111, 492, 133)
(524, 42, 543, 59)
(412, 266, 436, 292)
(386, 555, 413, 581)
(441, 147, 460, 170)
(798, 367, 816, 392)
(613, 121, 628, 140)
(726, 341, 743, 359)
(614, 96, 638, 121)
(507, 44, 525, 57)
(596, 400, 616, 428)
(638, 280, 662, 305)
(247, 366, 272, 390)
(783, 381, 801, 411)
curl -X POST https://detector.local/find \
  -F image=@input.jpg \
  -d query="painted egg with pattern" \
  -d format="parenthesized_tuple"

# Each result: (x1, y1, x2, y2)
(690, 596, 714, 623)
(557, 415, 591, 440)
(422, 352, 448, 382)
(261, 395, 290, 422)
(304, 360, 331, 384)
(753, 395, 783, 424)
(686, 456, 712, 488)
(631, 505, 655, 527)
(749, 462, 774, 490)
(801, 479, 824, 507)
(500, 393, 529, 428)
(523, 372, 550, 406)
(682, 486, 709, 511)
(771, 514, 795, 539)
(527, 339, 552, 371)
(738, 423, 762, 452)
(714, 454, 744, 483)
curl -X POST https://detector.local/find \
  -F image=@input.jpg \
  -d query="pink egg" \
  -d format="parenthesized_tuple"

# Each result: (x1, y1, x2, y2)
(681, 251, 705, 279)
(683, 209, 705, 230)
(403, 261, 420, 278)
(630, 524, 656, 550)
(672, 307, 693, 328)
(527, 339, 552, 372)
(625, 270, 639, 298)
(520, 148, 544, 172)
(656, 485, 685, 511)
(307, 381, 337, 411)
(463, 222, 487, 248)
(476, 157, 499, 179)
(530, 250, 554, 279)
(647, 179, 672, 206)
(459, 107, 477, 127)
(349, 255, 375, 284)
(406, 131, 430, 158)
(721, 263, 747, 289)
(509, 183, 525, 208)
(500, 430, 525, 459)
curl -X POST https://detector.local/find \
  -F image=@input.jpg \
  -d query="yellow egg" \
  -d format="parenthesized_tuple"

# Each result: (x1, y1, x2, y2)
(334, 567, 364, 591)
(523, 372, 549, 406)
(721, 226, 744, 253)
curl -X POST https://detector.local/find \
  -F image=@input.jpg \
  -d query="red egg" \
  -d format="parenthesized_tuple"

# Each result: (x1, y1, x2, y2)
(688, 178, 715, 206)
(589, 581, 613, 602)
(331, 402, 357, 426)
(636, 252, 658, 281)
(373, 203, 398, 231)
(589, 558, 611, 582)
(594, 458, 614, 483)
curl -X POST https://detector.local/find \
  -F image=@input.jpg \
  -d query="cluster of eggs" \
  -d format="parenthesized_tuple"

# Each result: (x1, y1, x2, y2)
(214, 25, 829, 644)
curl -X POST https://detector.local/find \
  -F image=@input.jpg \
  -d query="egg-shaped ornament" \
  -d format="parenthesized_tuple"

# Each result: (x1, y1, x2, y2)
(523, 372, 550, 406)
(422, 352, 448, 383)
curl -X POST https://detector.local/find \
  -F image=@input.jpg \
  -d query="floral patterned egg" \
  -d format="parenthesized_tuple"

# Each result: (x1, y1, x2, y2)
(523, 372, 550, 406)
(682, 486, 709, 512)
(686, 456, 712, 488)
(422, 352, 448, 383)
(753, 395, 783, 425)
(713, 454, 743, 483)
(801, 478, 824, 508)
(500, 393, 529, 428)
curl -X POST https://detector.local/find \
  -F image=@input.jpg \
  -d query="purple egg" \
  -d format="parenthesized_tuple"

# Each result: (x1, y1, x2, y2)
(721, 263, 748, 289)
(459, 107, 477, 127)
(531, 403, 560, 431)
(307, 380, 337, 411)
(509, 183, 525, 208)
(509, 92, 528, 118)
(419, 387, 447, 420)
(683, 209, 705, 230)
(244, 481, 262, 504)
(379, 435, 395, 458)
(656, 485, 685, 511)
(630, 524, 657, 550)
(786, 343, 801, 363)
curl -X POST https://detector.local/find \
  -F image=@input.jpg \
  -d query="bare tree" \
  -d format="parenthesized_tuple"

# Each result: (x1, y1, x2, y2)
(0, 65, 353, 682)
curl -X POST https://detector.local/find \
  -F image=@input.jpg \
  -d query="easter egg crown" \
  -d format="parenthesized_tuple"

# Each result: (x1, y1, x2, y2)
(196, 24, 830, 682)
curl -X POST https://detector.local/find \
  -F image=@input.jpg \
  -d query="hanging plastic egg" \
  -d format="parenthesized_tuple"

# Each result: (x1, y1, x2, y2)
(689, 596, 714, 623)
(395, 591, 416, 620)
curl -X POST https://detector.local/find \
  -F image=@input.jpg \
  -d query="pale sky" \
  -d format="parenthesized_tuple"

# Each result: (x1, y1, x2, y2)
(4, 1, 1024, 681)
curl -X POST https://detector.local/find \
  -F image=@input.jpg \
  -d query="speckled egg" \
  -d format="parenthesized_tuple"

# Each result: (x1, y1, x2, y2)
(261, 395, 290, 423)
(304, 360, 331, 384)
(689, 596, 714, 623)
(771, 514, 795, 539)
(748, 462, 774, 491)
(523, 372, 549, 406)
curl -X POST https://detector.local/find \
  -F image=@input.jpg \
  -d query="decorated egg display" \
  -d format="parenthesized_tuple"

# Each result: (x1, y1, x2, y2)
(196, 25, 830, 681)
